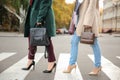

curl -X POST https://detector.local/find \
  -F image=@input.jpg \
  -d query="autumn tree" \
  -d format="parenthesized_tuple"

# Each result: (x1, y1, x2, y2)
(0, 0, 75, 31)
(53, 0, 74, 29)
(0, 0, 28, 14)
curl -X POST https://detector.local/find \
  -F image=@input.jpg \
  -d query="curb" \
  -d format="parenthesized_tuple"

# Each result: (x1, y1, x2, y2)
(0, 32, 24, 37)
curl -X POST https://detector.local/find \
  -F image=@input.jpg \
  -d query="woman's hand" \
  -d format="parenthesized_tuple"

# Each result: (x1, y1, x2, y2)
(36, 22, 42, 26)
(84, 25, 92, 29)
(84, 25, 92, 31)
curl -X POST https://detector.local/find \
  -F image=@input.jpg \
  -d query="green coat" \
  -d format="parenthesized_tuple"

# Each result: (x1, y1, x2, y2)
(24, 0, 56, 37)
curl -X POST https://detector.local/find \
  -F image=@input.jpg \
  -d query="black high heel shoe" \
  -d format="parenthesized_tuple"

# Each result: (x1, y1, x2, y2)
(22, 61, 35, 70)
(43, 63, 56, 73)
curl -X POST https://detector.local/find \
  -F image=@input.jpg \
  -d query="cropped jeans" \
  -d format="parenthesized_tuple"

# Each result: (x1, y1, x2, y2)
(69, 32, 101, 67)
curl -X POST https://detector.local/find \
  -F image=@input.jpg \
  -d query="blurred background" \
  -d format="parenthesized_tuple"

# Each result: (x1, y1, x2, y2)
(0, 0, 120, 34)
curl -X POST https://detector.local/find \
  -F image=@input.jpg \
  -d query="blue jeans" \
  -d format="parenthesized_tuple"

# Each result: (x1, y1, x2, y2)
(69, 32, 101, 67)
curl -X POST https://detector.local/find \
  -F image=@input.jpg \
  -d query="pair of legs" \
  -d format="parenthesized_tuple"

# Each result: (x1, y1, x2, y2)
(25, 36, 56, 71)
(69, 32, 101, 67)
(64, 31, 101, 75)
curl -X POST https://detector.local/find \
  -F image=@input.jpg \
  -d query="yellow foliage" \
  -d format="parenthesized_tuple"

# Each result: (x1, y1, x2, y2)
(53, 0, 75, 29)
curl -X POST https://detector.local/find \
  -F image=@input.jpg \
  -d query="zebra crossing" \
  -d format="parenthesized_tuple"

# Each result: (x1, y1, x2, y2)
(54, 54, 83, 80)
(0, 52, 44, 80)
(0, 52, 16, 61)
(88, 55, 120, 80)
(0, 52, 120, 80)
(116, 56, 120, 60)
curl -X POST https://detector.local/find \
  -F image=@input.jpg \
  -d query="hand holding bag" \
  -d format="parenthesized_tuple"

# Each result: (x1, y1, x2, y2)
(80, 27, 95, 44)
(30, 25, 50, 46)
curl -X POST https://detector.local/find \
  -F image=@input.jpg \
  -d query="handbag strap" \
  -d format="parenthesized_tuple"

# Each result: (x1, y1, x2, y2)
(84, 27, 92, 32)
(44, 46, 48, 59)
(34, 24, 44, 28)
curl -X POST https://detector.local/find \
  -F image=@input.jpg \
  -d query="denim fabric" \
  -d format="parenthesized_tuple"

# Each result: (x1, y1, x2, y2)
(69, 32, 101, 67)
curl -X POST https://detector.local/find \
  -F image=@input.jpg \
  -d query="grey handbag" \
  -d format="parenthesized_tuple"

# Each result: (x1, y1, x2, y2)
(30, 27, 50, 46)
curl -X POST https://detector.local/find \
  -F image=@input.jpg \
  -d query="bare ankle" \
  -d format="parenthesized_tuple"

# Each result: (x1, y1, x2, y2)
(27, 59, 33, 66)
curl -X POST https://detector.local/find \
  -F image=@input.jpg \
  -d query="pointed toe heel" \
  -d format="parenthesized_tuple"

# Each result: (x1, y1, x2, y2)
(88, 66, 102, 76)
(63, 64, 76, 73)
(43, 63, 56, 73)
(22, 61, 35, 70)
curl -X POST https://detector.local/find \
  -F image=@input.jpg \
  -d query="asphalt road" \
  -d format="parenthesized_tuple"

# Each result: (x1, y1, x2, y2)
(0, 32, 120, 80)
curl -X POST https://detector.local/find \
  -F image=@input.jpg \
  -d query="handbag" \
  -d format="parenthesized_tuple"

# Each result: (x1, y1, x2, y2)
(68, 12, 76, 35)
(80, 27, 95, 44)
(30, 26, 50, 46)
(68, 19, 75, 35)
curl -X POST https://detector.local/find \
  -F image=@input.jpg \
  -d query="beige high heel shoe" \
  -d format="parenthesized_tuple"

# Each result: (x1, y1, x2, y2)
(63, 65, 76, 73)
(88, 66, 102, 76)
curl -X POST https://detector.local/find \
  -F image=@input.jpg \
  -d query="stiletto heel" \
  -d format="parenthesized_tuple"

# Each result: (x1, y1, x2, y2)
(33, 64, 35, 70)
(43, 63, 56, 73)
(22, 61, 35, 70)
(63, 64, 76, 73)
(88, 66, 102, 76)
(74, 66, 76, 72)
(54, 64, 57, 72)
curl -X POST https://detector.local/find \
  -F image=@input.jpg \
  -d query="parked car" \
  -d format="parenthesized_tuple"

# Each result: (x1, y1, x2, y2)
(56, 27, 68, 34)
(56, 29, 62, 34)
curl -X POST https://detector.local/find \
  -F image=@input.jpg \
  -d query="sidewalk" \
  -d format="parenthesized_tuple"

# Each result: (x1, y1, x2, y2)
(100, 32, 120, 37)
(0, 32, 120, 37)
(0, 32, 24, 37)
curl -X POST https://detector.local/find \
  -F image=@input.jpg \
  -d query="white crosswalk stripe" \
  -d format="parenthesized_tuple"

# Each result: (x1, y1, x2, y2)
(116, 56, 120, 60)
(0, 53, 44, 80)
(0, 52, 16, 61)
(0, 52, 120, 80)
(88, 55, 120, 80)
(54, 53, 83, 80)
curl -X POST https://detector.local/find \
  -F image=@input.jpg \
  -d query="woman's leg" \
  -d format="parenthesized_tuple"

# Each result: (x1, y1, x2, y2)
(91, 38, 101, 67)
(88, 38, 101, 76)
(69, 32, 80, 65)
(46, 37, 56, 62)
(28, 35, 37, 60)
(43, 37, 56, 72)
(63, 32, 80, 73)
(22, 36, 37, 70)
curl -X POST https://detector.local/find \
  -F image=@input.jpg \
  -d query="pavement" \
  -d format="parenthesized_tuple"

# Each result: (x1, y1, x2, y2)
(0, 32, 24, 37)
(0, 32, 120, 37)
(0, 31, 120, 80)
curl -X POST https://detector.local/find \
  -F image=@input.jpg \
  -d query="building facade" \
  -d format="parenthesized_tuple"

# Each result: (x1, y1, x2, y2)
(103, 0, 120, 32)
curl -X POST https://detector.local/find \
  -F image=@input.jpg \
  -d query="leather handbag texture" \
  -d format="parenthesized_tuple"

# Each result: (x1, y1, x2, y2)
(80, 28, 95, 44)
(68, 12, 76, 35)
(30, 27, 50, 46)
(68, 19, 75, 35)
